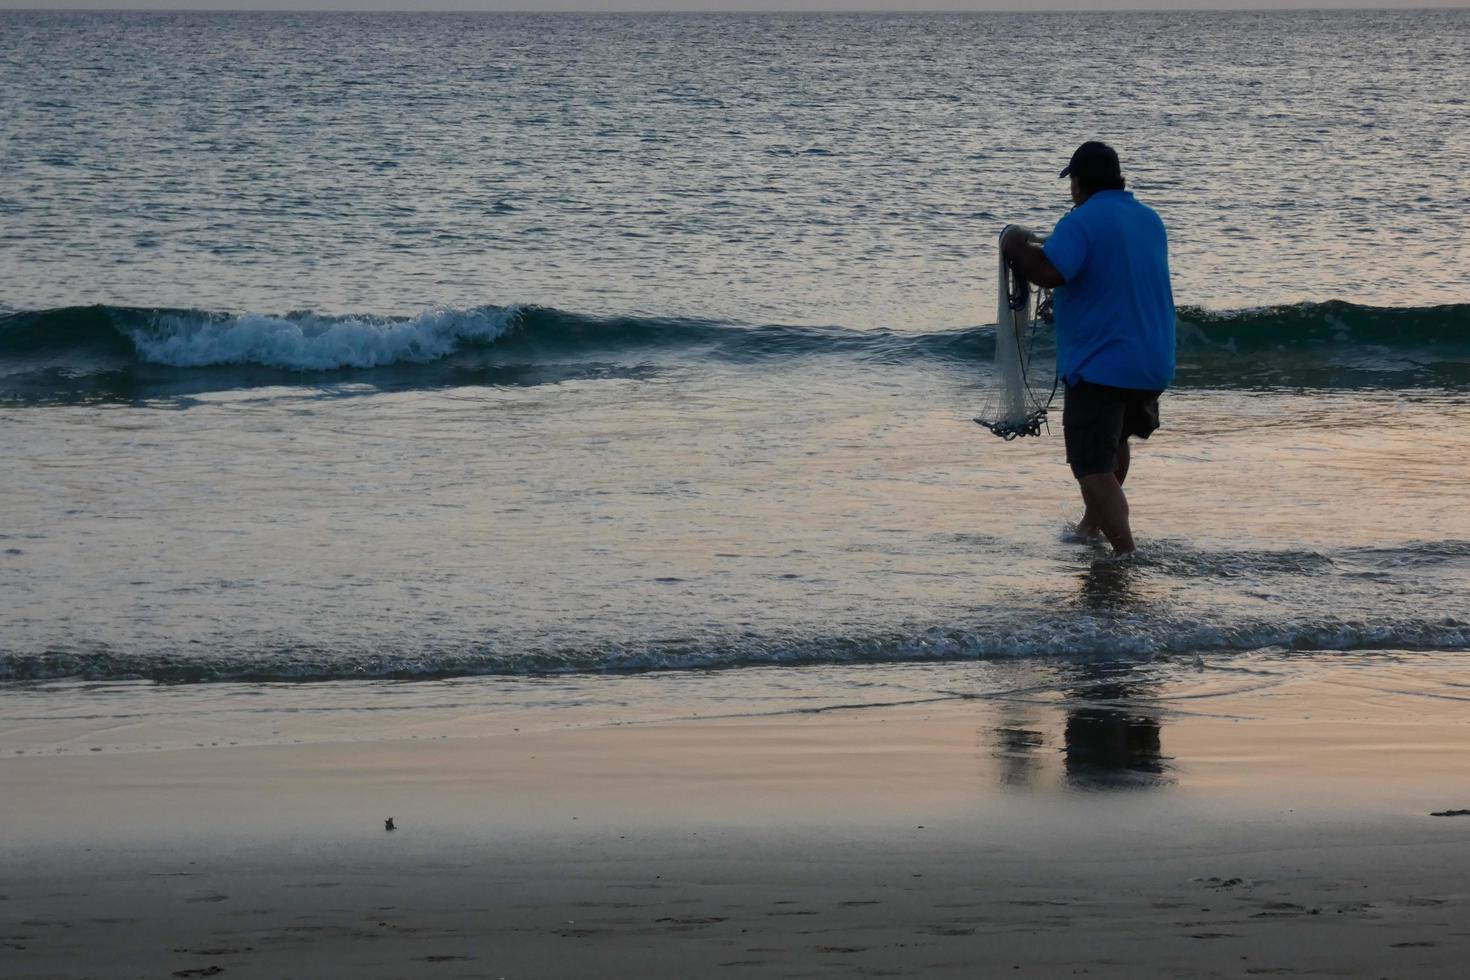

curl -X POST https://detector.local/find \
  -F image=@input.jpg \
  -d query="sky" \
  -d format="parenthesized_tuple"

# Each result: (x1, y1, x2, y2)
(4, 1, 1466, 11)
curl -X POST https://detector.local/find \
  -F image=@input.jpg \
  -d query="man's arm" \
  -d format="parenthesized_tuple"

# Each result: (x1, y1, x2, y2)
(1000, 225, 1066, 289)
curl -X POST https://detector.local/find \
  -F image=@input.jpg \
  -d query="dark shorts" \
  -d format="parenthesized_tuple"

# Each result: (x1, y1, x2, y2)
(1063, 379, 1163, 480)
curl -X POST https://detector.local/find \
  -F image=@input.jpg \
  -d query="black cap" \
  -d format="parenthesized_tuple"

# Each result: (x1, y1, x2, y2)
(1060, 141, 1122, 183)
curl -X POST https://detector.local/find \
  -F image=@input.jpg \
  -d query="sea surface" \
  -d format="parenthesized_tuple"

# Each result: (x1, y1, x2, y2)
(1, 10, 1467, 748)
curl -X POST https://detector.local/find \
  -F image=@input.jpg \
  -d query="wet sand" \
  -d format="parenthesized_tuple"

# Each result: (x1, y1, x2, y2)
(3, 654, 1470, 978)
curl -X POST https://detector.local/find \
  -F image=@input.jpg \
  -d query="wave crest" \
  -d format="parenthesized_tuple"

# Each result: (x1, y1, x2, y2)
(1, 300, 1466, 399)
(132, 307, 522, 370)
(2, 614, 1465, 684)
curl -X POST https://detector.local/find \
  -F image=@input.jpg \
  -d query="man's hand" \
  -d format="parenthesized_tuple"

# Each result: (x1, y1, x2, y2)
(1001, 225, 1065, 290)
(1000, 225, 1042, 253)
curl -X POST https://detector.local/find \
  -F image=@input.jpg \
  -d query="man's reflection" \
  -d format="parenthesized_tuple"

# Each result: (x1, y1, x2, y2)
(1062, 686, 1168, 790)
(1067, 556, 1171, 787)
(1078, 556, 1146, 612)
(987, 670, 1173, 791)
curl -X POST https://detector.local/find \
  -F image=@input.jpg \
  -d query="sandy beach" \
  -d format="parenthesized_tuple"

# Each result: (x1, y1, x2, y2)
(4, 653, 1469, 979)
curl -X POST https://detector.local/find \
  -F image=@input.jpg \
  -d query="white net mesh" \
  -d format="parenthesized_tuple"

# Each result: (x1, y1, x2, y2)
(975, 227, 1055, 440)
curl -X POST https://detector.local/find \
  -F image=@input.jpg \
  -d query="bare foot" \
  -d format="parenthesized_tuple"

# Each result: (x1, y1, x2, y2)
(1063, 518, 1105, 544)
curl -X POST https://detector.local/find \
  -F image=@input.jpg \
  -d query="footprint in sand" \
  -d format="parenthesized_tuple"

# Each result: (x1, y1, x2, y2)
(656, 915, 727, 926)
(1249, 901, 1315, 918)
(918, 925, 974, 937)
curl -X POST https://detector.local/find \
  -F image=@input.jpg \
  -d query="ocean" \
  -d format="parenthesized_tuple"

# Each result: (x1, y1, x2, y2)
(1, 10, 1467, 736)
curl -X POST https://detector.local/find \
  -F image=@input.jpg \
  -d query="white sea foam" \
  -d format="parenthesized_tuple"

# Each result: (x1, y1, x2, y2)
(129, 306, 521, 370)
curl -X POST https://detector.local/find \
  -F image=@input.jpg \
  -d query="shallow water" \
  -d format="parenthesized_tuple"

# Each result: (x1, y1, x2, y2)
(1, 9, 1467, 688)
(3, 368, 1466, 680)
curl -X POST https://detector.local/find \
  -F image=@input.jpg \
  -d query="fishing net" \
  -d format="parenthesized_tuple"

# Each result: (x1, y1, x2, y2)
(974, 226, 1056, 440)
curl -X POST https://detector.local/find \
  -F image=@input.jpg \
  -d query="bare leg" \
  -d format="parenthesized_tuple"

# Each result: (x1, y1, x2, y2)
(1077, 471, 1135, 555)
(1077, 438, 1130, 540)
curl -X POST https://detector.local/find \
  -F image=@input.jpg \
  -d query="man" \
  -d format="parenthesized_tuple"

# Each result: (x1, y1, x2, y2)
(1000, 141, 1176, 557)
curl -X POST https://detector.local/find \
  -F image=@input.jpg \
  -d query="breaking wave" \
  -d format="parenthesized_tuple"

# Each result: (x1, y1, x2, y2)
(2, 614, 1465, 684)
(1, 300, 1467, 401)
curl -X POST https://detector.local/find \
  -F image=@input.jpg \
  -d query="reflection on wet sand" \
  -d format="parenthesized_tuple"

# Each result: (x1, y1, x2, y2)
(993, 720, 1047, 789)
(1063, 687, 1169, 791)
(990, 663, 1172, 792)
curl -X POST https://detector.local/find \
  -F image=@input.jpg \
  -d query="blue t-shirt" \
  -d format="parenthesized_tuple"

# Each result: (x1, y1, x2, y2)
(1042, 190, 1176, 391)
